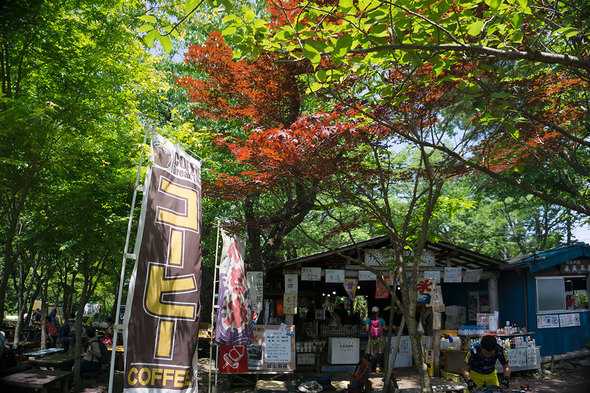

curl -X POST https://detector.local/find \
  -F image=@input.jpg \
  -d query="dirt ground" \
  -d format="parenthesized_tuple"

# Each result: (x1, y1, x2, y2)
(85, 357, 590, 393)
(194, 357, 590, 393)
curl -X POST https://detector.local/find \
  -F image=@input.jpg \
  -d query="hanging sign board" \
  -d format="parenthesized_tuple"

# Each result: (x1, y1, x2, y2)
(416, 278, 434, 304)
(283, 293, 298, 315)
(463, 269, 482, 283)
(301, 267, 321, 281)
(359, 270, 376, 281)
(284, 274, 298, 294)
(444, 267, 462, 283)
(424, 270, 441, 283)
(248, 271, 264, 323)
(325, 269, 345, 283)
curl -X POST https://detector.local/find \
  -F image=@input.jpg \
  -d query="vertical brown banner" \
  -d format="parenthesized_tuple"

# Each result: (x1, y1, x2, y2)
(124, 133, 202, 393)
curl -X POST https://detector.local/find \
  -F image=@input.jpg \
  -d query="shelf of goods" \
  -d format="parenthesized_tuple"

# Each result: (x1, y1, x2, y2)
(442, 331, 540, 373)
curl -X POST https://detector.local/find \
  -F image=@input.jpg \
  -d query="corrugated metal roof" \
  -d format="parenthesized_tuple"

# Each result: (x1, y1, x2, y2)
(503, 242, 590, 273)
(268, 235, 504, 274)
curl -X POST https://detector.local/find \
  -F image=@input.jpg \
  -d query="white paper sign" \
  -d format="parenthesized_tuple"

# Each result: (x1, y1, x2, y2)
(444, 267, 462, 283)
(285, 274, 298, 293)
(359, 270, 377, 281)
(264, 329, 291, 363)
(430, 285, 443, 305)
(506, 348, 527, 367)
(301, 267, 321, 281)
(537, 314, 560, 328)
(433, 312, 441, 330)
(463, 269, 482, 283)
(424, 270, 441, 283)
(526, 347, 537, 365)
(325, 269, 345, 283)
(559, 313, 581, 327)
(247, 271, 264, 317)
(297, 353, 315, 365)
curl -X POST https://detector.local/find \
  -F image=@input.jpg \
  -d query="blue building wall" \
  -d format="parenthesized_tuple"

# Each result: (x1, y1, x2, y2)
(500, 267, 590, 357)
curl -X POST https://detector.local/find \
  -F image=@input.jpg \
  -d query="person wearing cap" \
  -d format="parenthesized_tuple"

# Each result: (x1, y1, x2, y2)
(462, 334, 511, 391)
(86, 312, 99, 326)
(57, 318, 75, 353)
(365, 306, 387, 372)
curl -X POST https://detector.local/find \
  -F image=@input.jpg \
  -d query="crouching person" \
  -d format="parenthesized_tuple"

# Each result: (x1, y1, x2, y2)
(462, 335, 510, 391)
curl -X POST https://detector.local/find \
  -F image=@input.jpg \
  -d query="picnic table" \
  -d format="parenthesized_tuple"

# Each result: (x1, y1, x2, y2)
(29, 353, 75, 370)
(23, 347, 64, 357)
(0, 369, 72, 393)
(106, 344, 125, 370)
(23, 347, 64, 356)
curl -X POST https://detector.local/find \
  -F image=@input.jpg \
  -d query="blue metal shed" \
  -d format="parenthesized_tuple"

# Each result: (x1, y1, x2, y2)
(499, 243, 590, 356)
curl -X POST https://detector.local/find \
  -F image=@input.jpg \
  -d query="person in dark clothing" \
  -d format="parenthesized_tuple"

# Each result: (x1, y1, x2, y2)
(80, 327, 101, 374)
(462, 335, 511, 391)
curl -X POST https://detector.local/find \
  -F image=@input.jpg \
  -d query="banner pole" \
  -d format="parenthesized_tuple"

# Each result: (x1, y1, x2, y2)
(108, 127, 150, 393)
(208, 222, 221, 393)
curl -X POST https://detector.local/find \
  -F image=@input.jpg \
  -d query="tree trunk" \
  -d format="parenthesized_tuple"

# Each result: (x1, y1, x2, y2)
(40, 271, 49, 350)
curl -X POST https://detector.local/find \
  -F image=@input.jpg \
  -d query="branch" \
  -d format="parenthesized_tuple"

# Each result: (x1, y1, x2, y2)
(350, 43, 590, 72)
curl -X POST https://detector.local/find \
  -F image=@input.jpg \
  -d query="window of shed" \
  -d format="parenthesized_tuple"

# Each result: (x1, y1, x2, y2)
(536, 276, 589, 313)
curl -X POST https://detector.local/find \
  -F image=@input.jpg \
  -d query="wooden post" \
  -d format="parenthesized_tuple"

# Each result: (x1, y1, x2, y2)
(488, 276, 499, 313)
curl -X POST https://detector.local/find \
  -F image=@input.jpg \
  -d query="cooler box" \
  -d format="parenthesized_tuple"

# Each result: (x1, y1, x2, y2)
(327, 337, 359, 364)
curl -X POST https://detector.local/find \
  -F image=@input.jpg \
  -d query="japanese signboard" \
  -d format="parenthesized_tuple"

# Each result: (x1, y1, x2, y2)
(358, 270, 377, 281)
(325, 269, 345, 283)
(284, 274, 298, 293)
(283, 293, 298, 315)
(247, 271, 264, 323)
(124, 133, 202, 392)
(301, 267, 321, 281)
(248, 325, 295, 372)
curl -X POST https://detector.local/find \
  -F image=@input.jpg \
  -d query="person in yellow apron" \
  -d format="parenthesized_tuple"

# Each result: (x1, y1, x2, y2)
(462, 335, 511, 391)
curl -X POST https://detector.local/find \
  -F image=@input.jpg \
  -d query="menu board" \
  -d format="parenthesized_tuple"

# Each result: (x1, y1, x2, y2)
(301, 267, 321, 281)
(506, 348, 527, 367)
(265, 329, 292, 363)
(526, 347, 537, 365)
(249, 325, 295, 372)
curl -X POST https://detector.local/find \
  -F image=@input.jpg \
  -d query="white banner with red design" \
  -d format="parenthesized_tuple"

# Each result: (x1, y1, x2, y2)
(215, 231, 253, 345)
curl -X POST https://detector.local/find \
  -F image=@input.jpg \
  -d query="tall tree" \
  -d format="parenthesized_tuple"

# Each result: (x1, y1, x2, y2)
(0, 0, 158, 321)
(218, 0, 590, 218)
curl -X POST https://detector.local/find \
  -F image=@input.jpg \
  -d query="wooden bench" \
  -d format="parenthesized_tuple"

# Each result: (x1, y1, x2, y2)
(0, 369, 72, 393)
